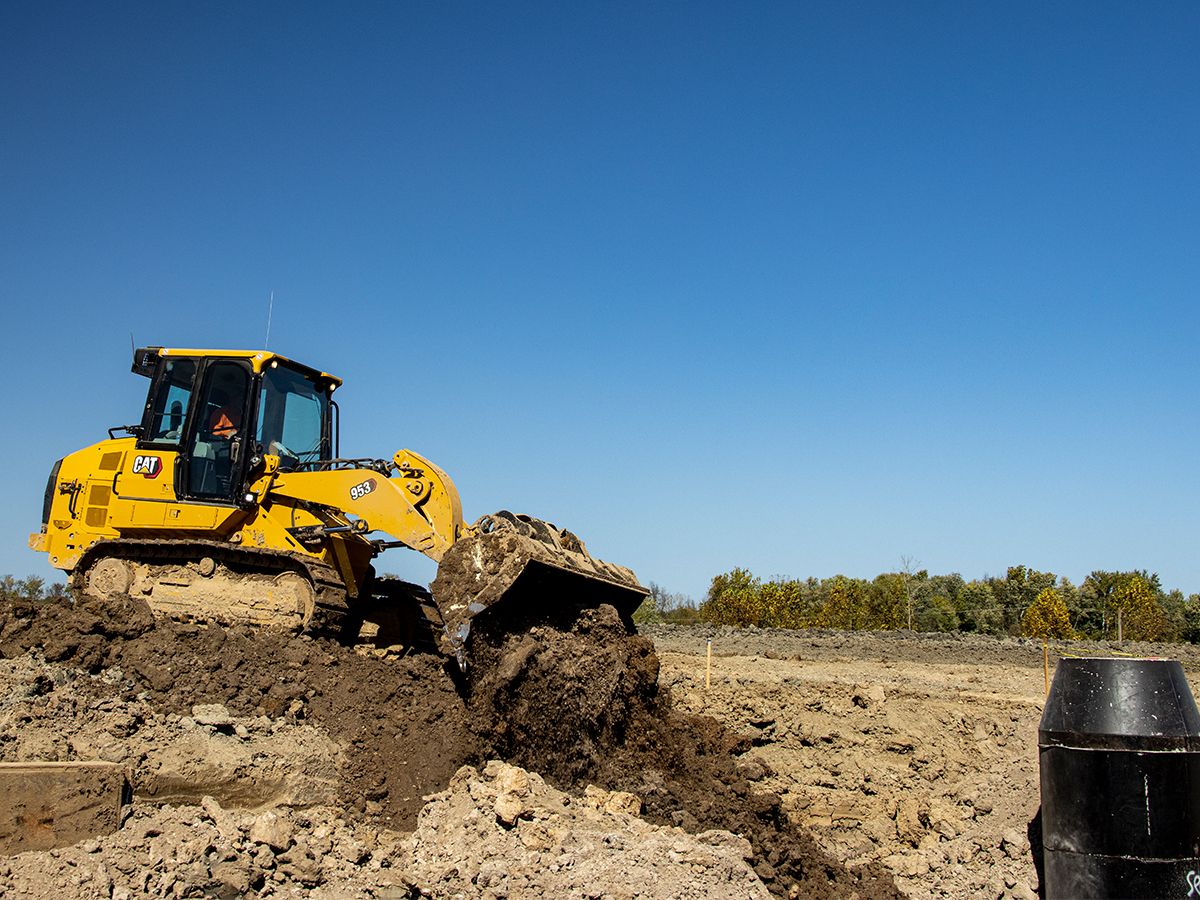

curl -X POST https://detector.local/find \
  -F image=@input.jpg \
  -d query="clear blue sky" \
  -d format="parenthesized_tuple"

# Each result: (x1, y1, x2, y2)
(3, 3, 1197, 601)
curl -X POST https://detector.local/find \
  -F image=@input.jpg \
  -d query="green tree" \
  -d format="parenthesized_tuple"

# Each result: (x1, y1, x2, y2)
(1181, 594, 1200, 644)
(1079, 570, 1165, 639)
(632, 585, 663, 625)
(1158, 589, 1187, 642)
(866, 574, 907, 630)
(991, 566, 1057, 634)
(812, 575, 869, 630)
(916, 594, 959, 632)
(0, 575, 65, 604)
(955, 581, 1000, 634)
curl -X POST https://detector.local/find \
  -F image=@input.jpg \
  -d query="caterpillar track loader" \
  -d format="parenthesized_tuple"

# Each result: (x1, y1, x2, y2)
(30, 347, 646, 664)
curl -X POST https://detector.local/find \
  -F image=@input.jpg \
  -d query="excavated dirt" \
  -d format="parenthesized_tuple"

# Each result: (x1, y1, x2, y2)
(465, 603, 898, 898)
(405, 761, 770, 898)
(22, 590, 1183, 898)
(639, 624, 1200, 900)
(0, 594, 472, 828)
(0, 594, 895, 898)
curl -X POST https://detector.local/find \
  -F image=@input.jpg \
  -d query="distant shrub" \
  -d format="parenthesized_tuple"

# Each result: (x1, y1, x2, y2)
(0, 574, 68, 604)
(632, 596, 662, 625)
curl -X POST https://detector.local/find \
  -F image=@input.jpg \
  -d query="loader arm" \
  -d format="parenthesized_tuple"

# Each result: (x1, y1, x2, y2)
(266, 449, 465, 562)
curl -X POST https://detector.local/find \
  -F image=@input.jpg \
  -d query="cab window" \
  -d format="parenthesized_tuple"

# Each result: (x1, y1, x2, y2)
(257, 366, 329, 470)
(146, 359, 197, 444)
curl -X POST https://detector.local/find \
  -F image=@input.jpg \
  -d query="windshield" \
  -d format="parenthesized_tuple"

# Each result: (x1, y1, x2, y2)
(256, 365, 329, 469)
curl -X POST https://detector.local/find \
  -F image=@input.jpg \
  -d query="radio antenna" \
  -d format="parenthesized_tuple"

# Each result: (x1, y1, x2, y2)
(264, 290, 274, 349)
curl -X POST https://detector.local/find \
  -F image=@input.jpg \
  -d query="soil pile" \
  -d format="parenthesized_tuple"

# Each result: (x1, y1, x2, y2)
(0, 594, 472, 827)
(465, 603, 899, 899)
(0, 594, 898, 898)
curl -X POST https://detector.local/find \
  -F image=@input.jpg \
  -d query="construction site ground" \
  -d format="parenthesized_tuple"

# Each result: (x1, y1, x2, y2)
(3, 593, 1197, 899)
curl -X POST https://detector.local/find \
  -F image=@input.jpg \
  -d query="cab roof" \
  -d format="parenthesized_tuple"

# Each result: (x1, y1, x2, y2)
(135, 347, 343, 387)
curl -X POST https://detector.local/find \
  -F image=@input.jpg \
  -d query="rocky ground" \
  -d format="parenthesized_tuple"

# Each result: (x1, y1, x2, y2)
(0, 595, 895, 898)
(642, 624, 1200, 900)
(5, 593, 1190, 899)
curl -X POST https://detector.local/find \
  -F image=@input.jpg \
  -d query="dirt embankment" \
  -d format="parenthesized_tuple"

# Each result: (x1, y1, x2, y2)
(0, 593, 472, 828)
(0, 595, 897, 898)
(466, 603, 898, 898)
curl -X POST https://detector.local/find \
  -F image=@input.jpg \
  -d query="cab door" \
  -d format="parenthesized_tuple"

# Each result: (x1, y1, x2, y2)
(181, 360, 254, 503)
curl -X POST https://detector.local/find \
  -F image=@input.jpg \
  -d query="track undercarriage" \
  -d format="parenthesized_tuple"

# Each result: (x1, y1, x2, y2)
(72, 539, 354, 638)
(69, 512, 646, 666)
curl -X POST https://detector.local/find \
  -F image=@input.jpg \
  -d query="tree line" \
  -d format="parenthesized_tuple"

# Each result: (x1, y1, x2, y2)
(636, 566, 1200, 643)
(0, 575, 67, 605)
(6, 568, 1193, 644)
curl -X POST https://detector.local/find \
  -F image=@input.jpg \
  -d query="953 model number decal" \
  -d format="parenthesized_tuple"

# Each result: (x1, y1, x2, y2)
(349, 478, 377, 501)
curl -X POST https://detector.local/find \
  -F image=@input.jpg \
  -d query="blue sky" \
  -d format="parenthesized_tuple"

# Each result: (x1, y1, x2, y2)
(2, 3, 1197, 600)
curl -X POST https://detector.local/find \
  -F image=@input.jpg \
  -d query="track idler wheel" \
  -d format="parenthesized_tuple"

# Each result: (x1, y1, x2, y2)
(84, 557, 133, 602)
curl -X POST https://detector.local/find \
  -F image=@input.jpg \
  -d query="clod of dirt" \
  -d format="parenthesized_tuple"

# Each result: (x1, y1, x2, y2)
(465, 603, 660, 782)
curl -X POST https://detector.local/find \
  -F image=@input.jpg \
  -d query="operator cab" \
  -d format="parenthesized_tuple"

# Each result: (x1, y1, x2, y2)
(132, 347, 339, 504)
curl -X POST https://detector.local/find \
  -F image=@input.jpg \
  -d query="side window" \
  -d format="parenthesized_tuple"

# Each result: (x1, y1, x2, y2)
(147, 359, 197, 444)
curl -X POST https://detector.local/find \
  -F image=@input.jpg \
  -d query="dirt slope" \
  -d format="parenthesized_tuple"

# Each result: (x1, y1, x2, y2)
(0, 595, 896, 898)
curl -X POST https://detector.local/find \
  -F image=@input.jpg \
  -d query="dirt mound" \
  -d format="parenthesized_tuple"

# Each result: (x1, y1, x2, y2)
(0, 594, 472, 827)
(464, 603, 900, 899)
(0, 594, 897, 897)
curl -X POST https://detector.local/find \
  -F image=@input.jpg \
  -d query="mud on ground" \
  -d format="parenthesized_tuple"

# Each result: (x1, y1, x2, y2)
(0, 595, 898, 898)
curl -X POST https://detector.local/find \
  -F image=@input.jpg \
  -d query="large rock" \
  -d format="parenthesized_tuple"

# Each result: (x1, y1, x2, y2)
(249, 810, 294, 851)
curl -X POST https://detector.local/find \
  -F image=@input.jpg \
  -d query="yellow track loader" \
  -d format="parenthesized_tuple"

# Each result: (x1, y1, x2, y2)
(30, 347, 646, 664)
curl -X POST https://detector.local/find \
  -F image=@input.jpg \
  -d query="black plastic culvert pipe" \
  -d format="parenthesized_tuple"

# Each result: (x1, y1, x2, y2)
(1039, 656, 1200, 899)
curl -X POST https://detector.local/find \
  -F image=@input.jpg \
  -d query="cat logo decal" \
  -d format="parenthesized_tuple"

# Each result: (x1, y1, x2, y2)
(132, 455, 163, 479)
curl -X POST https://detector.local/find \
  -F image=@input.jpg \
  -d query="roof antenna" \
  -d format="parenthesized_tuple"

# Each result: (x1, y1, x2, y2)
(129, 332, 135, 355)
(264, 290, 274, 350)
